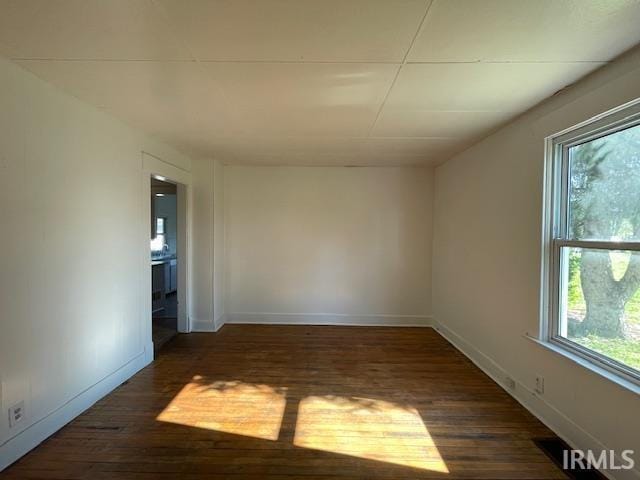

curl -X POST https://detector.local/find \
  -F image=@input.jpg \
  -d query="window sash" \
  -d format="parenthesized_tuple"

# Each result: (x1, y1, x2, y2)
(549, 241, 640, 384)
(554, 239, 640, 251)
(550, 333, 640, 383)
(543, 99, 640, 387)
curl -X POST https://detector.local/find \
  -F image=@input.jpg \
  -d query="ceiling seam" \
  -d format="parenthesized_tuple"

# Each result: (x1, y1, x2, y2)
(9, 58, 198, 62)
(366, 0, 436, 138)
(187, 59, 403, 65)
(8, 57, 609, 65)
(406, 60, 609, 64)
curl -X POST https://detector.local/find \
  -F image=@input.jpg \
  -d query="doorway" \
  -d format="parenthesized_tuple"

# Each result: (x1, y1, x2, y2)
(143, 152, 192, 361)
(150, 177, 178, 352)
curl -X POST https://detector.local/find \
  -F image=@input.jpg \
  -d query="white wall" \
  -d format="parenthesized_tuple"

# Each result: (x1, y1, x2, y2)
(213, 161, 225, 329)
(190, 158, 225, 332)
(191, 158, 214, 330)
(0, 56, 192, 468)
(432, 47, 640, 479)
(224, 166, 433, 324)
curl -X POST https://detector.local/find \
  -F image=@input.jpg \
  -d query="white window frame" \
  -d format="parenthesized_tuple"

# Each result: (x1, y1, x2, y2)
(541, 99, 640, 387)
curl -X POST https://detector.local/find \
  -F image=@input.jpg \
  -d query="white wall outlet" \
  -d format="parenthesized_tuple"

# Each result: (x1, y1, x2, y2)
(535, 375, 545, 395)
(8, 401, 25, 428)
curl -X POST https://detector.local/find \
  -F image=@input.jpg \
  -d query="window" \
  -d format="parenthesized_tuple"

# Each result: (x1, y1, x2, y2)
(543, 101, 640, 384)
(150, 217, 167, 253)
(156, 217, 166, 235)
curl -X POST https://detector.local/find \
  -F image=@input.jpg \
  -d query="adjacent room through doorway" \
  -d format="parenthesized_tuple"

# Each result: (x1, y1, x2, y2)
(150, 177, 178, 352)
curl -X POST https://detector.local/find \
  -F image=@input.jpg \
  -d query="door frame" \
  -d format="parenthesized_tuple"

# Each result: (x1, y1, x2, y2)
(141, 152, 193, 359)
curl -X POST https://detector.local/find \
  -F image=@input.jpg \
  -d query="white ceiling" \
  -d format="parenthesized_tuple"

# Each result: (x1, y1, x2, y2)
(1, 0, 640, 165)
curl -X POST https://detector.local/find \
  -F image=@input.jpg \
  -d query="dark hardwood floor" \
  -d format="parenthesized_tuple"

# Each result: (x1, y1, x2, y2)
(152, 292, 178, 353)
(2, 326, 567, 479)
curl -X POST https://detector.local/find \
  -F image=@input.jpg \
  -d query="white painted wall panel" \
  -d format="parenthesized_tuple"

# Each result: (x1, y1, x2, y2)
(224, 166, 433, 318)
(213, 161, 225, 327)
(0, 56, 191, 462)
(190, 157, 214, 329)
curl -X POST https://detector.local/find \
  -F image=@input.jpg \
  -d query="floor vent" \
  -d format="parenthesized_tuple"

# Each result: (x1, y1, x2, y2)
(534, 438, 607, 480)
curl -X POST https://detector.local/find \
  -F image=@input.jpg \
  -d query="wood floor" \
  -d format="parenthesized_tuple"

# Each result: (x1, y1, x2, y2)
(2, 326, 567, 479)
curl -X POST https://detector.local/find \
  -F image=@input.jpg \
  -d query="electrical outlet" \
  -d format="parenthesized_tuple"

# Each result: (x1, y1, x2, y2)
(504, 376, 516, 390)
(535, 375, 545, 395)
(8, 401, 25, 428)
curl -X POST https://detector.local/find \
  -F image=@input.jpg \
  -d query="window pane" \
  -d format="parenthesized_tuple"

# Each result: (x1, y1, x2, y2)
(156, 217, 165, 234)
(568, 123, 640, 241)
(559, 246, 640, 372)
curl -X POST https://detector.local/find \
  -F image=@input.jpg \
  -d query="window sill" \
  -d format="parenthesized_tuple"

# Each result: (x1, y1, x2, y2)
(524, 334, 640, 396)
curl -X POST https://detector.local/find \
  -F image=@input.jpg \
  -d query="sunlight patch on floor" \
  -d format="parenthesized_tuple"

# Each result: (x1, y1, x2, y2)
(156, 376, 286, 441)
(294, 395, 449, 473)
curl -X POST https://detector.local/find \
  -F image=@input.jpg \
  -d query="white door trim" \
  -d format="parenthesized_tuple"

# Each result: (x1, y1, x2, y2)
(142, 152, 193, 353)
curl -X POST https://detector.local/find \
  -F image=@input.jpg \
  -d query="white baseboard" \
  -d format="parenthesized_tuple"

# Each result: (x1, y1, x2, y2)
(144, 341, 154, 364)
(225, 312, 432, 327)
(191, 319, 217, 332)
(431, 319, 640, 480)
(0, 351, 151, 472)
(214, 315, 226, 332)
(191, 317, 226, 332)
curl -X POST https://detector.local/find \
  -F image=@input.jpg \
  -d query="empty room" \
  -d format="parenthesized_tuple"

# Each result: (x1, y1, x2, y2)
(1, 1, 640, 479)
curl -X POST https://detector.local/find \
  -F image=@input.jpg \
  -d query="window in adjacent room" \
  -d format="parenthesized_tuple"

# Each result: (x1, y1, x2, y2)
(543, 101, 640, 384)
(150, 217, 167, 253)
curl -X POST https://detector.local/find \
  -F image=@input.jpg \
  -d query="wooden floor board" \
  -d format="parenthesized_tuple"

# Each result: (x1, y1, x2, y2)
(1, 326, 567, 479)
